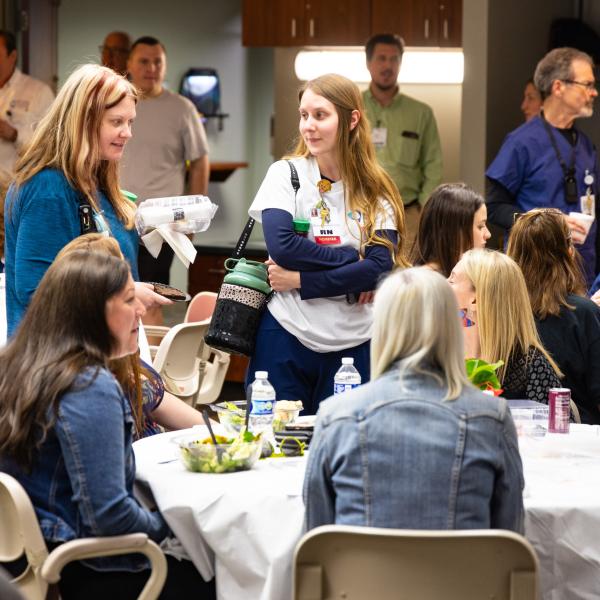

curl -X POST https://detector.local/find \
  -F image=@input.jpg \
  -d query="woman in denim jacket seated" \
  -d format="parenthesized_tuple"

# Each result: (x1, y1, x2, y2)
(303, 267, 524, 532)
(0, 252, 215, 599)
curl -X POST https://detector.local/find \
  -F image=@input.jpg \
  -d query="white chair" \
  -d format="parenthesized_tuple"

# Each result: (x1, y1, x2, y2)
(0, 472, 167, 600)
(152, 320, 229, 407)
(293, 525, 539, 600)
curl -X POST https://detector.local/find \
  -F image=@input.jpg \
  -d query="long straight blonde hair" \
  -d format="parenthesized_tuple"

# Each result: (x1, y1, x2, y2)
(371, 267, 470, 400)
(460, 249, 561, 380)
(13, 64, 137, 228)
(290, 73, 408, 267)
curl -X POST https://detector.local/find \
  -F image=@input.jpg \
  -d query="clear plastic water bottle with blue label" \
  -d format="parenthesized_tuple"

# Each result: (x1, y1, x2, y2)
(249, 371, 276, 444)
(333, 357, 361, 394)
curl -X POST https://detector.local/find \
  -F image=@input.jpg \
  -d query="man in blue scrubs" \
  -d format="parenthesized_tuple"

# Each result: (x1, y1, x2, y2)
(487, 47, 599, 285)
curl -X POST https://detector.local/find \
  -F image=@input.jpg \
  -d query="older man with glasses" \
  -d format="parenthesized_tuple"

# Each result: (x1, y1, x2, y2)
(486, 47, 599, 286)
(99, 31, 131, 74)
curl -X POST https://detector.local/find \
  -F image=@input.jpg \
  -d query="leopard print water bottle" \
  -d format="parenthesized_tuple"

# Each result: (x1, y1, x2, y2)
(205, 258, 272, 356)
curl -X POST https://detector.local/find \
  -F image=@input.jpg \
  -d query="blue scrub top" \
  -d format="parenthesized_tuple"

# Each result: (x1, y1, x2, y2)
(487, 115, 599, 283)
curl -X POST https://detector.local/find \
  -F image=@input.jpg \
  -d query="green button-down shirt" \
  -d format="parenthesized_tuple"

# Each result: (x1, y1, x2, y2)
(362, 89, 443, 206)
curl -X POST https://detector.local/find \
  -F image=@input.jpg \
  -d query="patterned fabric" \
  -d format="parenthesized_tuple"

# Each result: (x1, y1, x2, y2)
(136, 360, 165, 440)
(502, 346, 561, 403)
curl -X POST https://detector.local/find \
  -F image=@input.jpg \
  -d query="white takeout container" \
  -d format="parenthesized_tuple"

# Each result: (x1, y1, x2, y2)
(569, 212, 595, 243)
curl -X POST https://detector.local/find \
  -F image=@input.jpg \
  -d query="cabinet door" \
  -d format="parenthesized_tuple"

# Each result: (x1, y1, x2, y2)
(371, 0, 461, 47)
(306, 0, 371, 46)
(438, 0, 462, 47)
(371, 0, 426, 47)
(242, 0, 305, 47)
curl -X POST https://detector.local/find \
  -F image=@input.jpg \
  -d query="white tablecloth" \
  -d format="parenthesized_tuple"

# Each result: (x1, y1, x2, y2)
(134, 424, 600, 600)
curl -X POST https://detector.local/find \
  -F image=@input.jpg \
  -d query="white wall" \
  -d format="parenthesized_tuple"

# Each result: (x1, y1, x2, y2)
(273, 48, 462, 189)
(58, 0, 274, 289)
(460, 0, 575, 194)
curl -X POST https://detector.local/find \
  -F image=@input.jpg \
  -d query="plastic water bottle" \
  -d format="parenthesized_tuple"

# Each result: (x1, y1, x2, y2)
(333, 357, 362, 394)
(249, 371, 276, 444)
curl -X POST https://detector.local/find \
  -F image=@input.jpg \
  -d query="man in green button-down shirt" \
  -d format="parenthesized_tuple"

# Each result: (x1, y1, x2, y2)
(362, 33, 443, 242)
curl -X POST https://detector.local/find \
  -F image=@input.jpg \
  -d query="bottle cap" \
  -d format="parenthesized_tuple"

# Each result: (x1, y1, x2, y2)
(120, 189, 138, 202)
(293, 218, 311, 233)
(341, 357, 354, 365)
(255, 371, 268, 379)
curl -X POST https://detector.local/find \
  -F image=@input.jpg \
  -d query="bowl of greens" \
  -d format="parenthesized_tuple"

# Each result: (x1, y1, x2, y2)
(212, 401, 247, 434)
(173, 430, 262, 474)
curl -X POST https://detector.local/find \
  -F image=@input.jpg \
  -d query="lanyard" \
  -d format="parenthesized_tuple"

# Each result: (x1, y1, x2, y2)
(540, 112, 578, 204)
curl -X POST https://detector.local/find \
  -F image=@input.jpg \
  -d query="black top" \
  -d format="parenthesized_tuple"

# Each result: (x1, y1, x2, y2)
(502, 346, 561, 404)
(536, 294, 600, 424)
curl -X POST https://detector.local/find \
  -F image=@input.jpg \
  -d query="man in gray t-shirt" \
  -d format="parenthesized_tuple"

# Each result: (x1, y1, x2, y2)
(121, 35, 209, 325)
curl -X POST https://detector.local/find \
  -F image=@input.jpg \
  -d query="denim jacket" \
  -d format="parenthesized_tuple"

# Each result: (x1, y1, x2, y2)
(1, 367, 169, 572)
(303, 367, 524, 533)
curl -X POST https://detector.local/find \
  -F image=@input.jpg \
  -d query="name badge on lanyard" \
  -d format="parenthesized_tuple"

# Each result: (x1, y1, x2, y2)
(372, 127, 387, 148)
(580, 170, 596, 218)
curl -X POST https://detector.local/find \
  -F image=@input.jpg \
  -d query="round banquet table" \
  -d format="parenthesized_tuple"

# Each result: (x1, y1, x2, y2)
(134, 424, 600, 600)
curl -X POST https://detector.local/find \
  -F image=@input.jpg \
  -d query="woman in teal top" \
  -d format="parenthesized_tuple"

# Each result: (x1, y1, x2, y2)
(4, 64, 168, 336)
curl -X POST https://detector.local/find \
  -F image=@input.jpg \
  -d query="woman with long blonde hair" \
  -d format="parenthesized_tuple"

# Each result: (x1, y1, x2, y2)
(304, 267, 524, 532)
(507, 209, 600, 424)
(4, 63, 168, 337)
(448, 249, 561, 401)
(248, 73, 407, 414)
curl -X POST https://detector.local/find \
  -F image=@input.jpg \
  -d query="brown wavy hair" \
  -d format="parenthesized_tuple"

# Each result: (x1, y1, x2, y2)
(13, 64, 137, 228)
(506, 209, 587, 319)
(56, 233, 149, 436)
(0, 251, 130, 468)
(289, 73, 408, 267)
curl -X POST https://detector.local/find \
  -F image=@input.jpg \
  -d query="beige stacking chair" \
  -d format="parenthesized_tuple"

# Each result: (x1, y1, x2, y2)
(0, 472, 167, 600)
(152, 320, 229, 408)
(293, 525, 539, 600)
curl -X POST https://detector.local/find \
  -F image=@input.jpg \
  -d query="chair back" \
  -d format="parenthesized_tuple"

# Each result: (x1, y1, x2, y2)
(185, 291, 217, 324)
(0, 472, 50, 600)
(293, 525, 539, 600)
(152, 321, 210, 404)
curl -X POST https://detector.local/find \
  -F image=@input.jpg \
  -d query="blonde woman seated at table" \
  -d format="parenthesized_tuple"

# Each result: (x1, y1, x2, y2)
(0, 252, 215, 599)
(410, 183, 491, 277)
(448, 249, 561, 402)
(304, 267, 524, 532)
(55, 233, 206, 438)
(507, 209, 600, 424)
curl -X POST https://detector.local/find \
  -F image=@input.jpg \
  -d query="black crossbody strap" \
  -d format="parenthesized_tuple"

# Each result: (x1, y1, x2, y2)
(287, 160, 300, 194)
(232, 161, 301, 258)
(540, 111, 576, 177)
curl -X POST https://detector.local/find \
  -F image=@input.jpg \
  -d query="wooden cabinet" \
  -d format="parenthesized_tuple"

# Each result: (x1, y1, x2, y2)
(371, 0, 462, 47)
(243, 0, 371, 47)
(243, 0, 461, 48)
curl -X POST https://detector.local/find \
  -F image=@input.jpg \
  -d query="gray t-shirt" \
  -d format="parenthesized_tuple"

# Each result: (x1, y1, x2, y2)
(120, 88, 209, 201)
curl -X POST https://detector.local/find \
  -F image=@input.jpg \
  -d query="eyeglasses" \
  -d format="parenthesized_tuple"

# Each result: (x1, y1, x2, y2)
(561, 79, 597, 91)
(99, 45, 129, 56)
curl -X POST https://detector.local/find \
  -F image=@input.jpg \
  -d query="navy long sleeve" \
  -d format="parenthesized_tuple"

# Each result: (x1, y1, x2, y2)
(263, 208, 359, 270)
(299, 231, 397, 299)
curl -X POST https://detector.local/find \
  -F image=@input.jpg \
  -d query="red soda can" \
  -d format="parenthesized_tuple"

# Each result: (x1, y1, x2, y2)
(548, 388, 571, 433)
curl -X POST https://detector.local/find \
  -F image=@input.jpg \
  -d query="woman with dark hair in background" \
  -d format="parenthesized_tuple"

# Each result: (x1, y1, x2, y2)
(507, 208, 600, 423)
(0, 251, 215, 599)
(411, 183, 491, 277)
